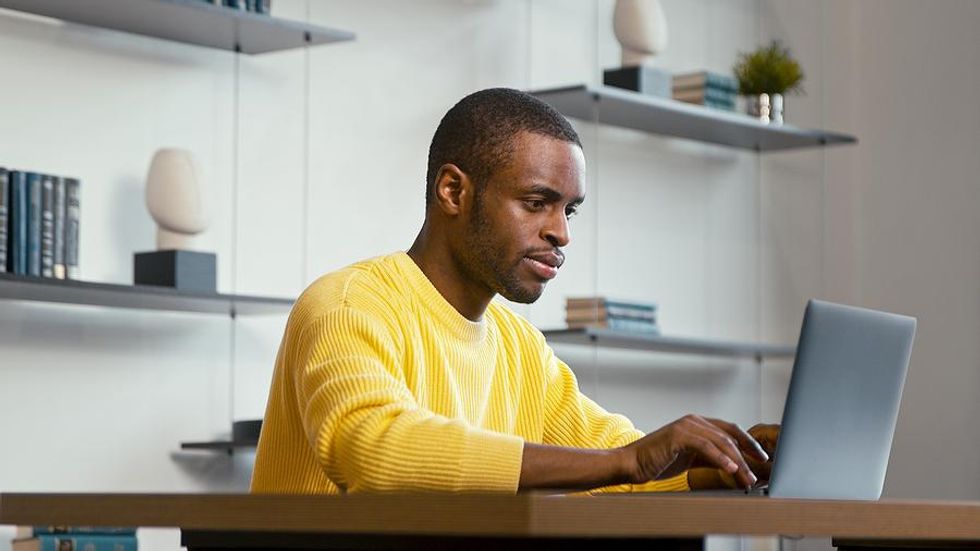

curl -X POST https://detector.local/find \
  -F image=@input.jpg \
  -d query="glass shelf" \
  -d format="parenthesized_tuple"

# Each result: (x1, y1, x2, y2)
(0, 0, 355, 54)
(0, 273, 293, 316)
(542, 327, 796, 360)
(530, 85, 857, 152)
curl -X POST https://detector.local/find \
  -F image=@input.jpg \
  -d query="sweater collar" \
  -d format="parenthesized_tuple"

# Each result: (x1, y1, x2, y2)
(391, 252, 489, 343)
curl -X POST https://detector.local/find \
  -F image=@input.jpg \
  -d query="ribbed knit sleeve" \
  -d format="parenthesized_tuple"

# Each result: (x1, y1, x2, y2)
(541, 347, 689, 493)
(294, 307, 525, 493)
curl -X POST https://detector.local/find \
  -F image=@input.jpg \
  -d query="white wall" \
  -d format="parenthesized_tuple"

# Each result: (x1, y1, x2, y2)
(2, 2, 976, 551)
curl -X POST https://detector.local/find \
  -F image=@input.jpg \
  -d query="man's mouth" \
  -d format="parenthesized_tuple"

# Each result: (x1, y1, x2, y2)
(523, 251, 564, 280)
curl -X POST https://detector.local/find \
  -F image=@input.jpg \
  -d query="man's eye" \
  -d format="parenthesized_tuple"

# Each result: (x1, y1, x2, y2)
(525, 200, 545, 211)
(565, 208, 579, 219)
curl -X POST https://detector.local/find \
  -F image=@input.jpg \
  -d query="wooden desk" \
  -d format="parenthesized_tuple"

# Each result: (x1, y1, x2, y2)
(2, 493, 979, 550)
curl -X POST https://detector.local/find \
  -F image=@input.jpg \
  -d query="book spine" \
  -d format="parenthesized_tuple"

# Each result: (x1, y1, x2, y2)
(569, 318, 661, 333)
(705, 73, 738, 93)
(53, 177, 66, 279)
(31, 534, 138, 551)
(0, 167, 8, 273)
(64, 178, 80, 279)
(26, 172, 42, 277)
(31, 527, 137, 536)
(257, 0, 270, 14)
(566, 298, 657, 312)
(40, 175, 55, 278)
(9, 171, 27, 274)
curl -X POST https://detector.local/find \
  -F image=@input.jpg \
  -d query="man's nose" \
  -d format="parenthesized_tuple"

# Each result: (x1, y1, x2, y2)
(542, 209, 570, 248)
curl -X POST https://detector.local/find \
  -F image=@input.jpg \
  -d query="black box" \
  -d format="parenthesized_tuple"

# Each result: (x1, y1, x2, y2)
(134, 250, 217, 293)
(603, 65, 672, 97)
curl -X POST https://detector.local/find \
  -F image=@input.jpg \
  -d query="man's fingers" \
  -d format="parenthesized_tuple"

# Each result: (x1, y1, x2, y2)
(708, 418, 770, 462)
(681, 417, 758, 488)
(749, 424, 780, 455)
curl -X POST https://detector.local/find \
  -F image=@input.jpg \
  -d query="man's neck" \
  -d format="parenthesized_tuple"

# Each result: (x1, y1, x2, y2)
(407, 229, 493, 322)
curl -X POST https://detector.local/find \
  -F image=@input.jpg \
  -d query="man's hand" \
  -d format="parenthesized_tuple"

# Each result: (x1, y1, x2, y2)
(620, 415, 771, 489)
(687, 423, 780, 490)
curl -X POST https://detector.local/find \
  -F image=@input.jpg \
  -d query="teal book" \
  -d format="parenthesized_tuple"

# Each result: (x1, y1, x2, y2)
(673, 71, 739, 93)
(13, 535, 137, 551)
(9, 170, 27, 274)
(0, 167, 8, 272)
(26, 172, 42, 276)
(566, 297, 658, 312)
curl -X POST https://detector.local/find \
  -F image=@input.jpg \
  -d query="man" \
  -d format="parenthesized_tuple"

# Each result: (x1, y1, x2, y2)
(251, 88, 775, 494)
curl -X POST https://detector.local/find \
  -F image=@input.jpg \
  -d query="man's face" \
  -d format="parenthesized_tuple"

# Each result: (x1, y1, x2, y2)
(455, 132, 586, 304)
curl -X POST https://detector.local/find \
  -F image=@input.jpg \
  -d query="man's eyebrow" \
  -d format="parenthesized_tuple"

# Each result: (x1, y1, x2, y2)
(526, 184, 585, 205)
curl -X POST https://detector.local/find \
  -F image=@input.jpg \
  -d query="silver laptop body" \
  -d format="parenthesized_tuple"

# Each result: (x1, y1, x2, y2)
(766, 299, 917, 499)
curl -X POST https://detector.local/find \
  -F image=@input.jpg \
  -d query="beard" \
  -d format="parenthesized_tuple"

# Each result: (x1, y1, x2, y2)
(458, 194, 545, 304)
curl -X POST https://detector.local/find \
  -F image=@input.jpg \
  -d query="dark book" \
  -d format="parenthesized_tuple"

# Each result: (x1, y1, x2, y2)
(256, 0, 271, 14)
(8, 171, 27, 274)
(13, 534, 137, 551)
(26, 172, 42, 277)
(21, 527, 137, 537)
(40, 175, 55, 278)
(64, 178, 80, 279)
(0, 167, 8, 273)
(53, 177, 66, 279)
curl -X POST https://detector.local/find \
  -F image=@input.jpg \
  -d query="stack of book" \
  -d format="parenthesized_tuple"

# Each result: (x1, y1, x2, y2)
(13, 526, 137, 551)
(203, 0, 272, 14)
(565, 297, 660, 334)
(672, 71, 738, 112)
(0, 167, 81, 279)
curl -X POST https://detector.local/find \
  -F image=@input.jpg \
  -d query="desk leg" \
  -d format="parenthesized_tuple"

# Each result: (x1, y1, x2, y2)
(182, 530, 705, 550)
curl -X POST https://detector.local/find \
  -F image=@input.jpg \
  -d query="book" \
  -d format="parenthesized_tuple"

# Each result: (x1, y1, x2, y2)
(565, 307, 657, 323)
(64, 178, 80, 279)
(565, 297, 657, 312)
(8, 171, 27, 274)
(26, 172, 42, 277)
(40, 175, 55, 278)
(13, 534, 137, 551)
(672, 71, 738, 93)
(19, 527, 137, 537)
(53, 177, 66, 279)
(566, 318, 661, 333)
(672, 86, 737, 105)
(0, 167, 8, 273)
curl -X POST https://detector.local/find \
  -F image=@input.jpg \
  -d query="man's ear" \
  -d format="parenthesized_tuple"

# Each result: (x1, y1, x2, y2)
(433, 163, 475, 217)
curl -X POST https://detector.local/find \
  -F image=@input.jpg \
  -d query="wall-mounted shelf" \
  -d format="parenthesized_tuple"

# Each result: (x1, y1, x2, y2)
(530, 85, 857, 152)
(0, 0, 355, 54)
(542, 327, 796, 360)
(181, 420, 260, 455)
(180, 440, 257, 455)
(0, 273, 293, 316)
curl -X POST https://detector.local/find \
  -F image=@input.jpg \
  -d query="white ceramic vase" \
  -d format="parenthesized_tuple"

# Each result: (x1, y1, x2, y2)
(613, 0, 669, 66)
(145, 148, 210, 250)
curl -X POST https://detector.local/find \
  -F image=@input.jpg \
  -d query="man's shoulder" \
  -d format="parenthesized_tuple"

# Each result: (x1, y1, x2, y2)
(291, 253, 407, 324)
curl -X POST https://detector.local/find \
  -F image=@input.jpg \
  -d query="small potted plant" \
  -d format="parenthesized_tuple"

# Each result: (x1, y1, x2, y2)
(733, 40, 804, 124)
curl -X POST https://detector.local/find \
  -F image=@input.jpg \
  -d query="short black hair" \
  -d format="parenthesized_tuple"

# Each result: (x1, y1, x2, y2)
(425, 88, 581, 207)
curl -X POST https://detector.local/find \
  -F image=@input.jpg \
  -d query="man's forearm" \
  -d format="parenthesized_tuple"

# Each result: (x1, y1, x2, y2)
(519, 442, 632, 491)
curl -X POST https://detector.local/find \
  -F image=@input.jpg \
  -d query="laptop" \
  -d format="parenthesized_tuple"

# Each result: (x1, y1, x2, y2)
(700, 299, 917, 499)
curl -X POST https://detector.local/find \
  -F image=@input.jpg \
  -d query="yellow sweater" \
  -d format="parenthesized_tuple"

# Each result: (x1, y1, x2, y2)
(250, 252, 688, 494)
